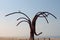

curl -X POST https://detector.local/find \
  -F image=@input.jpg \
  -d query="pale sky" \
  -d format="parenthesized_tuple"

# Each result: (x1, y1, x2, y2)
(0, 0, 60, 38)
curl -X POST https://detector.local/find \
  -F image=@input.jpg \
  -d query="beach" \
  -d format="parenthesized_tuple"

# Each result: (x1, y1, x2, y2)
(0, 37, 60, 40)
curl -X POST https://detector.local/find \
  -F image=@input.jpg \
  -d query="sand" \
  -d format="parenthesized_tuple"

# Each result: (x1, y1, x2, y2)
(0, 37, 60, 40)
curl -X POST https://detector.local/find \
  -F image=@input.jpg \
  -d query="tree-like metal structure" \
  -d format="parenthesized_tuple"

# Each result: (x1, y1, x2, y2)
(5, 11, 57, 40)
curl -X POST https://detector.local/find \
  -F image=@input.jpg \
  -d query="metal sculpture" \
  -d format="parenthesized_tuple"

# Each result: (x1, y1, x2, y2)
(5, 11, 57, 40)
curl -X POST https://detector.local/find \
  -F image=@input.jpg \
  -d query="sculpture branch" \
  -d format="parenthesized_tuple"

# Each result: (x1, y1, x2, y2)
(16, 20, 28, 26)
(48, 13, 57, 19)
(37, 12, 57, 23)
(42, 14, 49, 23)
(34, 31, 42, 36)
(5, 11, 31, 21)
(17, 17, 28, 21)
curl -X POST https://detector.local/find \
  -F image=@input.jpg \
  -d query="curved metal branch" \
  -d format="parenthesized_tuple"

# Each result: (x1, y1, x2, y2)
(36, 12, 57, 23)
(43, 14, 49, 23)
(38, 14, 49, 23)
(48, 13, 57, 19)
(16, 20, 28, 26)
(38, 12, 57, 19)
(32, 11, 57, 37)
(44, 13, 49, 17)
(36, 11, 49, 15)
(39, 13, 49, 18)
(36, 11, 43, 15)
(40, 12, 57, 19)
(17, 17, 28, 21)
(34, 32, 42, 36)
(5, 11, 31, 20)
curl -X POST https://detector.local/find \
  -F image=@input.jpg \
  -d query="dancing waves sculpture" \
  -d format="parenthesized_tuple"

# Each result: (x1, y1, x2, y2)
(5, 11, 57, 40)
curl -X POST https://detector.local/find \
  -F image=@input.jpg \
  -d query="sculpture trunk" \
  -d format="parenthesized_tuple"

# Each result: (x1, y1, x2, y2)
(29, 22, 35, 40)
(30, 29, 34, 40)
(29, 15, 38, 40)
